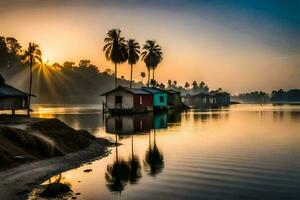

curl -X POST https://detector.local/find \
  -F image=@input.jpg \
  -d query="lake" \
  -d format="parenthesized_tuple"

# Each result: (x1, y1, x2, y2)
(29, 104, 300, 200)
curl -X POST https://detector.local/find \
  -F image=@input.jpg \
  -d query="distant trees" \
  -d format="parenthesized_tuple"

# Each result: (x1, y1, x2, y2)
(126, 39, 140, 88)
(173, 80, 177, 87)
(184, 82, 190, 90)
(141, 40, 163, 87)
(231, 91, 269, 103)
(103, 29, 128, 88)
(0, 36, 141, 105)
(191, 81, 209, 94)
(271, 89, 300, 102)
(167, 80, 172, 88)
(0, 36, 22, 68)
(20, 43, 42, 116)
(78, 59, 91, 68)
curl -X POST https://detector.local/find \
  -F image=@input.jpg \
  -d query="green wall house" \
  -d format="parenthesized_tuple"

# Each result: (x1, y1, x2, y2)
(142, 87, 168, 110)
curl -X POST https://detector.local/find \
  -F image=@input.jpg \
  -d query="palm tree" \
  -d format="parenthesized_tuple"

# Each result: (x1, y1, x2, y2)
(103, 29, 128, 88)
(140, 72, 145, 83)
(21, 43, 42, 116)
(141, 40, 163, 87)
(185, 82, 190, 90)
(126, 39, 140, 88)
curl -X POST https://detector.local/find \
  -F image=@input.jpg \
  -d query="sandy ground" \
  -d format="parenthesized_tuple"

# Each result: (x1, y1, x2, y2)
(0, 137, 112, 200)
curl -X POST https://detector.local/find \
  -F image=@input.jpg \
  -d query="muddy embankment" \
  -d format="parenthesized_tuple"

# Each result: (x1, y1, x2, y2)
(0, 117, 113, 200)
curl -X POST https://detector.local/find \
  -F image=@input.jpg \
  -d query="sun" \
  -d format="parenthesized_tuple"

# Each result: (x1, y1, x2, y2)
(42, 57, 49, 64)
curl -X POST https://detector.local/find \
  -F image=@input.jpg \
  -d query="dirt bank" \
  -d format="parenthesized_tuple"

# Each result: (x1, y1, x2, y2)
(0, 117, 114, 200)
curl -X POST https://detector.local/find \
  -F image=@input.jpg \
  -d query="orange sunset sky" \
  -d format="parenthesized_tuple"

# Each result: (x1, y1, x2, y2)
(1, 0, 299, 94)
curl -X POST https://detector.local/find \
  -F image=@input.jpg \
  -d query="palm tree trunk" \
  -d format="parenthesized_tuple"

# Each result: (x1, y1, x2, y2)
(130, 64, 133, 88)
(27, 58, 33, 117)
(152, 69, 155, 86)
(147, 68, 150, 87)
(115, 63, 118, 88)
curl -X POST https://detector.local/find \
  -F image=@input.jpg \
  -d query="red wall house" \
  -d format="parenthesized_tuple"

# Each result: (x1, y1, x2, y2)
(133, 93, 153, 112)
(102, 86, 153, 113)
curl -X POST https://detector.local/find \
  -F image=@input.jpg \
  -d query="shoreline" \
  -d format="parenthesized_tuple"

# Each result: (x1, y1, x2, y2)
(0, 116, 115, 200)
(0, 138, 113, 200)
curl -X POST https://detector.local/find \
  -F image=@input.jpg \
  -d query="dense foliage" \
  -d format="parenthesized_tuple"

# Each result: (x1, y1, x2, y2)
(0, 36, 142, 104)
(231, 91, 270, 103)
(271, 89, 300, 102)
(232, 90, 300, 103)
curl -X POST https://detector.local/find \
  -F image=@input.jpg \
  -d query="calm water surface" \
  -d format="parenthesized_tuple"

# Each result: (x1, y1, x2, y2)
(29, 104, 300, 200)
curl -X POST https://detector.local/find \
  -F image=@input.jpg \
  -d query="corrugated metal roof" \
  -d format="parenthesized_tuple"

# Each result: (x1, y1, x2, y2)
(142, 87, 166, 94)
(166, 89, 181, 94)
(101, 86, 151, 96)
(125, 87, 151, 95)
(0, 84, 31, 98)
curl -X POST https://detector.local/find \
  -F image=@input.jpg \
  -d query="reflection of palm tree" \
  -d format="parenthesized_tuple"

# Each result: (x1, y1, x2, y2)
(105, 158, 130, 194)
(128, 136, 142, 184)
(105, 134, 130, 194)
(21, 43, 42, 116)
(105, 134, 143, 194)
(144, 131, 164, 176)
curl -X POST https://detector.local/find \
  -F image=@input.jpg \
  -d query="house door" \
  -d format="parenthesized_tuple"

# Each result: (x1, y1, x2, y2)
(115, 96, 122, 109)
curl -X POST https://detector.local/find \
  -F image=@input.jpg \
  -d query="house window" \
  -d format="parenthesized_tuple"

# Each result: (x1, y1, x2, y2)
(140, 96, 143, 104)
(115, 96, 122, 104)
(159, 96, 164, 103)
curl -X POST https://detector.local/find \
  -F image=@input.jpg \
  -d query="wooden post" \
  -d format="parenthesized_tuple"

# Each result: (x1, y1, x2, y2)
(12, 109, 15, 116)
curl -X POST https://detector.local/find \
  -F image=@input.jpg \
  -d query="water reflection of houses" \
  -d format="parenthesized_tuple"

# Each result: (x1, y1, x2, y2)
(153, 113, 168, 129)
(182, 91, 230, 108)
(106, 112, 170, 135)
(106, 113, 153, 135)
(105, 112, 171, 194)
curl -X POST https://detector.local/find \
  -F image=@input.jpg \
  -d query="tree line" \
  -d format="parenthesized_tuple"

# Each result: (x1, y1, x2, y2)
(0, 34, 214, 107)
(231, 89, 300, 103)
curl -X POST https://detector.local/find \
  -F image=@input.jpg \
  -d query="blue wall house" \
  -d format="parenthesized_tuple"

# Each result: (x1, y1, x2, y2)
(142, 87, 168, 110)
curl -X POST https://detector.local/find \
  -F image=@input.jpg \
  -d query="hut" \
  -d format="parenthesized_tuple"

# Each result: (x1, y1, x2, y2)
(182, 93, 210, 108)
(166, 89, 182, 109)
(142, 87, 168, 110)
(182, 91, 230, 108)
(209, 91, 231, 107)
(101, 86, 153, 113)
(0, 75, 33, 115)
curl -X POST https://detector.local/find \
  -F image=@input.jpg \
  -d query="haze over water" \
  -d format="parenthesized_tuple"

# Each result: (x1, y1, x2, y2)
(29, 104, 300, 200)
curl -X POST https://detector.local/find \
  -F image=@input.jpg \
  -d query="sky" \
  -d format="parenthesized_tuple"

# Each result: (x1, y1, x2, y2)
(0, 0, 300, 93)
